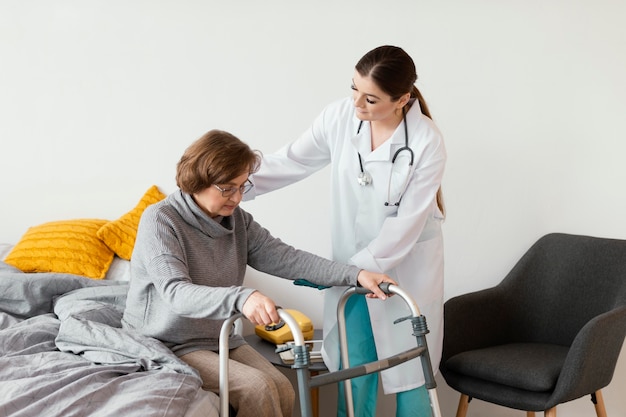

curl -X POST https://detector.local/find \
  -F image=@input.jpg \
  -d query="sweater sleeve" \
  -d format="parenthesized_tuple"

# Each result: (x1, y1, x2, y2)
(242, 211, 360, 287)
(145, 253, 256, 319)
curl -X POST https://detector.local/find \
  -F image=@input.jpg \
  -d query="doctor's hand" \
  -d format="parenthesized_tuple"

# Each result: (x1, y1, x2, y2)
(242, 291, 281, 326)
(356, 271, 398, 300)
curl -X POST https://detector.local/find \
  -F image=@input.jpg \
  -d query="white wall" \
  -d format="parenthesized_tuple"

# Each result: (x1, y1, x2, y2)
(1, 1, 625, 416)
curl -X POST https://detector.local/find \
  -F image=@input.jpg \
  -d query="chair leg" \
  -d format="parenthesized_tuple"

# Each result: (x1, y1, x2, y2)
(545, 407, 556, 417)
(455, 394, 606, 417)
(456, 394, 470, 417)
(592, 390, 608, 417)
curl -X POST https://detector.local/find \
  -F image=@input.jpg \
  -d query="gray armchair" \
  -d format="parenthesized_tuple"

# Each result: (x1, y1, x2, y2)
(440, 233, 626, 417)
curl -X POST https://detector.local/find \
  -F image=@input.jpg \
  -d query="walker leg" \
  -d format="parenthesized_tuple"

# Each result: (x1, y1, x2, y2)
(428, 388, 443, 417)
(296, 368, 313, 417)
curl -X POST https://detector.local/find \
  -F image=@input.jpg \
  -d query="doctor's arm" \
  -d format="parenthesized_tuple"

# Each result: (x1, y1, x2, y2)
(246, 112, 332, 199)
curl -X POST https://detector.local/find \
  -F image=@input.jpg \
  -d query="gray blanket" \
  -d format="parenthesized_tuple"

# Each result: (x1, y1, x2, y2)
(0, 262, 203, 417)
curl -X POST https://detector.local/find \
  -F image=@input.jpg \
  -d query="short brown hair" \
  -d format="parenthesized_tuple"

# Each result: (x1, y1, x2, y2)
(176, 130, 261, 194)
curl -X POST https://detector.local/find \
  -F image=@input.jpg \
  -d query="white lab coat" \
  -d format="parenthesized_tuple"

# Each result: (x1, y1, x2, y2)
(249, 96, 446, 394)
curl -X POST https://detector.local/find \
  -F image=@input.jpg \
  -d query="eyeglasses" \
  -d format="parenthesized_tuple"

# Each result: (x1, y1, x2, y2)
(212, 180, 254, 198)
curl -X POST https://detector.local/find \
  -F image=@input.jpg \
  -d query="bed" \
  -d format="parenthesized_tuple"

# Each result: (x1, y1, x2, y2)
(0, 185, 222, 417)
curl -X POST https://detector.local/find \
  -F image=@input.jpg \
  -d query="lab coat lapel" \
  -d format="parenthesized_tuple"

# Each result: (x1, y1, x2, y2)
(350, 120, 406, 162)
(350, 121, 372, 157)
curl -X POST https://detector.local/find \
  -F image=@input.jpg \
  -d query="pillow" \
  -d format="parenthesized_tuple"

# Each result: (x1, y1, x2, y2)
(4, 219, 114, 279)
(104, 256, 131, 281)
(0, 243, 12, 261)
(97, 185, 166, 260)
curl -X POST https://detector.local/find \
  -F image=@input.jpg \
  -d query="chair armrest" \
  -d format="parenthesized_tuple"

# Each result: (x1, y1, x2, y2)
(551, 306, 626, 404)
(442, 285, 515, 362)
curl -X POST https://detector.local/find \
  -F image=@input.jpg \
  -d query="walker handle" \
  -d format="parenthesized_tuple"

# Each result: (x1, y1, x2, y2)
(354, 282, 393, 295)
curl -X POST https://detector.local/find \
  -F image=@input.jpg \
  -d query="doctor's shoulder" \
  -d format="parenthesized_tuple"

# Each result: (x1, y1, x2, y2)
(316, 97, 354, 121)
(411, 111, 445, 147)
(317, 97, 360, 135)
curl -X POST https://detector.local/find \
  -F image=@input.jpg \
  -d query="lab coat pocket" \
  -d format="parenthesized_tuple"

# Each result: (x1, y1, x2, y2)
(394, 232, 444, 306)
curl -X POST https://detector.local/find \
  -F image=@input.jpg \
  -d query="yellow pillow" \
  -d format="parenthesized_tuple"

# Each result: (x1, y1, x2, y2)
(97, 185, 166, 260)
(4, 219, 114, 280)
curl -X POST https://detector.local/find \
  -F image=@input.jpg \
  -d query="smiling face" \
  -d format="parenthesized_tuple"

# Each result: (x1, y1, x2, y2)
(351, 70, 409, 124)
(192, 171, 249, 218)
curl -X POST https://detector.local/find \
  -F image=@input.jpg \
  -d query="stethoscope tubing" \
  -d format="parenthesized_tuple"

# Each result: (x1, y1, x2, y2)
(356, 109, 414, 206)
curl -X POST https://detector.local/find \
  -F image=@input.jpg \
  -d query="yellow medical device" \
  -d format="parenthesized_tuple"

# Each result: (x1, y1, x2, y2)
(254, 309, 314, 344)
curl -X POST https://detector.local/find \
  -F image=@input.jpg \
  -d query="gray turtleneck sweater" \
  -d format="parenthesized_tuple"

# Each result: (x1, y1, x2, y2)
(121, 190, 360, 356)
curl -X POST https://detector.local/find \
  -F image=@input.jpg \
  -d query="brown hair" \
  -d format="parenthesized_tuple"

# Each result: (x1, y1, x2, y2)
(176, 129, 261, 194)
(356, 45, 445, 215)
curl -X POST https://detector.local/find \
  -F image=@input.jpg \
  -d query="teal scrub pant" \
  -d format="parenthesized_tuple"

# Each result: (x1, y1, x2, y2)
(396, 385, 432, 417)
(336, 295, 432, 417)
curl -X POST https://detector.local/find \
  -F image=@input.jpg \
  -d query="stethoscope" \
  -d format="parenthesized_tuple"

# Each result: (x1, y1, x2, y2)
(356, 109, 415, 206)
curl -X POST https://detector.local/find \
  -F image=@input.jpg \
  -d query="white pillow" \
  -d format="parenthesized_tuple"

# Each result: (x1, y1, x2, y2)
(0, 243, 13, 262)
(105, 256, 131, 281)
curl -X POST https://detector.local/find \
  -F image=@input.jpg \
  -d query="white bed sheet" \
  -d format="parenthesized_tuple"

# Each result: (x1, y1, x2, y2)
(0, 243, 222, 417)
(186, 389, 221, 417)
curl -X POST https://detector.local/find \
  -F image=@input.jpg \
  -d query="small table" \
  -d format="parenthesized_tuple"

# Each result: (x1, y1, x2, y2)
(244, 330, 327, 417)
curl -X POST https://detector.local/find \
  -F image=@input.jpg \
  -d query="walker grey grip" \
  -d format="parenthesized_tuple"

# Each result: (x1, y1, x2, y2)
(354, 282, 392, 295)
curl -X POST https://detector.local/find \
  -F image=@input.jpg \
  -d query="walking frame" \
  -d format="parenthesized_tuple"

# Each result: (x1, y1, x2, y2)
(218, 283, 443, 417)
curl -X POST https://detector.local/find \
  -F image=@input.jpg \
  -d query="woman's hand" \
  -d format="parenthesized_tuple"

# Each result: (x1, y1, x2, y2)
(357, 271, 398, 300)
(242, 291, 280, 326)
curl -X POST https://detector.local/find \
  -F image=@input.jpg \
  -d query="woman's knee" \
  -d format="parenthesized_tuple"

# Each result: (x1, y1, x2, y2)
(232, 369, 294, 416)
(236, 367, 292, 397)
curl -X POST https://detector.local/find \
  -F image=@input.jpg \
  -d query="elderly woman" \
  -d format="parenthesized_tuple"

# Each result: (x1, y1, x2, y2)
(121, 129, 395, 417)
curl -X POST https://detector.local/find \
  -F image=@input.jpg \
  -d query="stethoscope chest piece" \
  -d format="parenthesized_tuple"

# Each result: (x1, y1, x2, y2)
(357, 171, 372, 186)
(355, 110, 414, 204)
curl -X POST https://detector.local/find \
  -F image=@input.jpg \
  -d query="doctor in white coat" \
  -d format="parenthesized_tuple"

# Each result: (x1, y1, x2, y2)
(246, 45, 446, 417)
